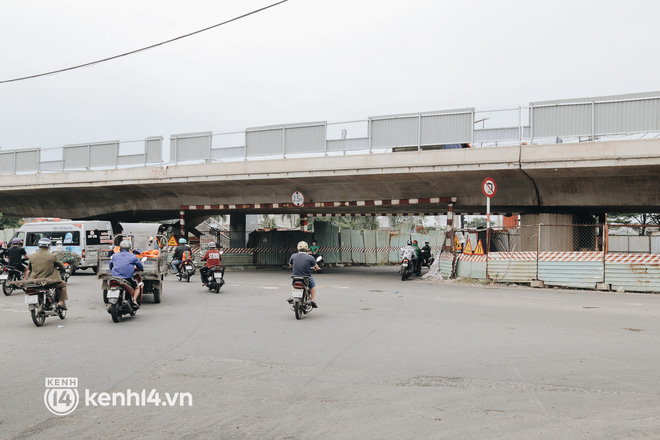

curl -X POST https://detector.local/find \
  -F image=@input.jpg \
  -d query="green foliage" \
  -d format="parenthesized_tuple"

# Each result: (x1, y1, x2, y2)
(0, 213, 21, 230)
(608, 213, 660, 235)
(312, 216, 379, 231)
(466, 217, 493, 229)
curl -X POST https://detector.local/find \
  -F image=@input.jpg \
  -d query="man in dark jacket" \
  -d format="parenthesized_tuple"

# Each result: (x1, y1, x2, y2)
(26, 238, 67, 309)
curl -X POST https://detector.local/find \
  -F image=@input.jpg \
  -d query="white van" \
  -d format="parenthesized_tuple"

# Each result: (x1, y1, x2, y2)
(14, 220, 113, 272)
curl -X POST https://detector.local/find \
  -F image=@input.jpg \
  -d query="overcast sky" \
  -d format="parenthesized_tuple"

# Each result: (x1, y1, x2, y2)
(2, 0, 659, 151)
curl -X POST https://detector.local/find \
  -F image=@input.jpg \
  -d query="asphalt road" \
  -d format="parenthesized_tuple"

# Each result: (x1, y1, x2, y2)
(1, 266, 659, 439)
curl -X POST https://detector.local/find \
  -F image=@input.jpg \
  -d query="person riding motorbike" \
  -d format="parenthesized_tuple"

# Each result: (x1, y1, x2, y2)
(310, 240, 320, 256)
(108, 240, 144, 308)
(52, 240, 82, 270)
(7, 237, 29, 272)
(172, 238, 192, 275)
(25, 238, 68, 310)
(420, 241, 432, 267)
(200, 242, 223, 285)
(288, 241, 320, 308)
(411, 240, 422, 272)
(0, 241, 8, 264)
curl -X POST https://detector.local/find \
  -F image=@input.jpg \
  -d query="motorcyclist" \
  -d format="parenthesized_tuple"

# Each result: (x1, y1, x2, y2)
(288, 241, 320, 308)
(309, 240, 320, 256)
(25, 238, 68, 310)
(200, 241, 223, 286)
(7, 237, 29, 272)
(401, 240, 415, 261)
(420, 241, 432, 266)
(411, 240, 421, 272)
(108, 240, 144, 307)
(0, 241, 8, 264)
(52, 240, 82, 270)
(171, 238, 192, 276)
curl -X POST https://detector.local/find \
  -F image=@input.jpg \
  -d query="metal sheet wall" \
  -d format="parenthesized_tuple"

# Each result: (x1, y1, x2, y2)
(0, 152, 14, 173)
(15, 150, 39, 172)
(63, 145, 89, 169)
(284, 124, 326, 155)
(363, 230, 377, 264)
(89, 142, 118, 168)
(351, 230, 365, 264)
(170, 132, 212, 163)
(538, 261, 604, 289)
(531, 104, 592, 137)
(419, 112, 473, 145)
(312, 221, 341, 264)
(246, 128, 283, 157)
(595, 98, 660, 134)
(376, 230, 390, 264)
(145, 137, 162, 163)
(340, 229, 353, 263)
(488, 260, 537, 283)
(370, 116, 419, 148)
(605, 262, 660, 293)
(456, 260, 487, 279)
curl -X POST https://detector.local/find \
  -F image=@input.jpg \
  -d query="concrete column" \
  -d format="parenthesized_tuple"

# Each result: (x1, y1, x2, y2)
(300, 213, 308, 230)
(230, 213, 247, 249)
(444, 203, 454, 252)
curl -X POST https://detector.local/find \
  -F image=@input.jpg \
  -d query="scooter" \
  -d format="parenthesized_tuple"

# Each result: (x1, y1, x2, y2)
(60, 263, 72, 283)
(400, 257, 413, 281)
(24, 280, 66, 327)
(205, 265, 225, 293)
(1, 264, 25, 296)
(288, 256, 322, 319)
(176, 257, 196, 282)
(105, 273, 143, 323)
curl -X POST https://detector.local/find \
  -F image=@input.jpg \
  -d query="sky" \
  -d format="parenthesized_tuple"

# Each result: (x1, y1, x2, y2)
(2, 0, 659, 151)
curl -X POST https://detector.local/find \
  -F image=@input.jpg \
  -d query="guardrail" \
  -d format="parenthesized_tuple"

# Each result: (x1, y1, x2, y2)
(2, 91, 659, 174)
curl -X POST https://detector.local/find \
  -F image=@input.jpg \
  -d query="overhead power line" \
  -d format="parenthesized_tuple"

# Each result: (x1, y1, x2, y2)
(0, 0, 289, 84)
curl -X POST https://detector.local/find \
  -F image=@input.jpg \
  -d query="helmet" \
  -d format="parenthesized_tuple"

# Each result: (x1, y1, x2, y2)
(208, 242, 216, 248)
(407, 240, 412, 246)
(119, 240, 131, 250)
(56, 240, 63, 246)
(12, 238, 21, 245)
(413, 240, 418, 244)
(38, 238, 51, 247)
(179, 238, 187, 244)
(297, 241, 309, 252)
(0, 241, 3, 247)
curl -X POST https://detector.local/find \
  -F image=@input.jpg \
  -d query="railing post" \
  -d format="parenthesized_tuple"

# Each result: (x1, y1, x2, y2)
(536, 223, 542, 280)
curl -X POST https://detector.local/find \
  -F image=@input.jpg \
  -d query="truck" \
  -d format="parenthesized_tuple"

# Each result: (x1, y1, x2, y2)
(97, 223, 168, 304)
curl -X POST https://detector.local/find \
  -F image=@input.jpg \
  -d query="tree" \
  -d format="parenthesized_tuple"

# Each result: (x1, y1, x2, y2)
(608, 213, 660, 235)
(0, 213, 21, 230)
(466, 217, 493, 229)
(312, 216, 380, 231)
(259, 215, 277, 229)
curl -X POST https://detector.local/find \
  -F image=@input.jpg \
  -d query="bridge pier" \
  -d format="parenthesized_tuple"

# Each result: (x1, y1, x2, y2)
(230, 214, 247, 248)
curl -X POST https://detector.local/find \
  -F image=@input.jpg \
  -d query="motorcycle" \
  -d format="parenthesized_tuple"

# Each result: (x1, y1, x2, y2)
(60, 262, 72, 283)
(176, 257, 196, 282)
(420, 249, 435, 269)
(2, 264, 25, 296)
(400, 257, 413, 281)
(288, 256, 322, 320)
(24, 280, 66, 327)
(205, 265, 225, 293)
(105, 273, 143, 323)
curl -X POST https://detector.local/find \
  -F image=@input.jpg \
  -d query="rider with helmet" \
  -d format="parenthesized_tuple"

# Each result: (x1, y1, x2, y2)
(171, 238, 192, 275)
(411, 240, 421, 272)
(7, 237, 29, 271)
(108, 240, 144, 307)
(288, 241, 320, 308)
(200, 242, 223, 285)
(0, 240, 8, 264)
(26, 238, 68, 309)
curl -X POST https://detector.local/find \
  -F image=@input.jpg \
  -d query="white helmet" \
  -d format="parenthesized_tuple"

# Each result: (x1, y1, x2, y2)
(208, 242, 216, 248)
(38, 238, 51, 248)
(297, 241, 309, 252)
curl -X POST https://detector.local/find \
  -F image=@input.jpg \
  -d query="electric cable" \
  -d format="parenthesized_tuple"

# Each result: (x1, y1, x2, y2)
(0, 0, 289, 84)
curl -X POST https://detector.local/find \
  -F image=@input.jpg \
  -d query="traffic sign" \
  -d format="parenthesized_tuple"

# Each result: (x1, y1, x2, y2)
(167, 236, 177, 246)
(482, 178, 497, 198)
(291, 190, 305, 207)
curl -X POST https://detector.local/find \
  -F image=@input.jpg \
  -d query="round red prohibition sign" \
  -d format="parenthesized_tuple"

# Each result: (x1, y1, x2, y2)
(291, 191, 305, 207)
(482, 178, 497, 198)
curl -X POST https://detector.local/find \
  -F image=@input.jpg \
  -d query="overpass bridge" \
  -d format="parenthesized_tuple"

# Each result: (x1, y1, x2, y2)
(1, 138, 659, 223)
(1, 90, 660, 232)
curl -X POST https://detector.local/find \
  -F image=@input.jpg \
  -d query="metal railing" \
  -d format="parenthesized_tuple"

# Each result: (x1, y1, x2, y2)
(2, 91, 659, 174)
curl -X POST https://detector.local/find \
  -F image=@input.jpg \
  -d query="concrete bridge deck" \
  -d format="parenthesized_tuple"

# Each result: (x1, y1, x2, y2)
(2, 138, 659, 221)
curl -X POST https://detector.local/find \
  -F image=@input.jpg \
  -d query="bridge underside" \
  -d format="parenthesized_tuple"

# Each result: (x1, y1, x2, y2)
(1, 140, 660, 222)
